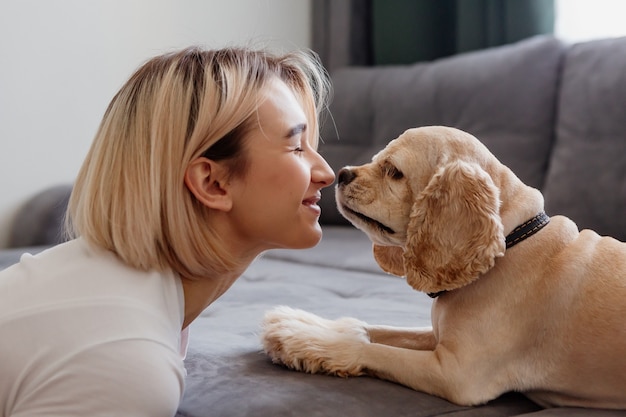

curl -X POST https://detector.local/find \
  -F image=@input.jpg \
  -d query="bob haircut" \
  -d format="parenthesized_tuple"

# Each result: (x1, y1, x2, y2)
(66, 46, 331, 279)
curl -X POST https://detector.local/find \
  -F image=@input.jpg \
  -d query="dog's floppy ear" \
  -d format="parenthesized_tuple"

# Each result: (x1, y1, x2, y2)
(373, 244, 405, 276)
(403, 160, 505, 293)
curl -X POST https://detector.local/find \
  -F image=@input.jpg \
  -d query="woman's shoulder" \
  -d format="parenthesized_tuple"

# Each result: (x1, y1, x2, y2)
(14, 238, 105, 270)
(1, 238, 184, 328)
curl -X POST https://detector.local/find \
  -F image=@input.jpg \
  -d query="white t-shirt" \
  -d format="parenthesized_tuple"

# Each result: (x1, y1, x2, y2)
(0, 239, 187, 417)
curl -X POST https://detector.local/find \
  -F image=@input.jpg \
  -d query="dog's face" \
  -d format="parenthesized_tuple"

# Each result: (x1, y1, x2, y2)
(335, 136, 429, 246)
(336, 126, 506, 293)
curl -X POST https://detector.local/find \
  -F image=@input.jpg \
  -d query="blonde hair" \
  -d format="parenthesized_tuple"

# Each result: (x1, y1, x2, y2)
(66, 46, 330, 279)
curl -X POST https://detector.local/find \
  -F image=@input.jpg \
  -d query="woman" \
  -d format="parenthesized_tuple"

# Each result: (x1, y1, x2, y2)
(0, 46, 335, 416)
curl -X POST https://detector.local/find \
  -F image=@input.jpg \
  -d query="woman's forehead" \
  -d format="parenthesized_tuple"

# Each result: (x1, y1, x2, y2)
(252, 79, 308, 130)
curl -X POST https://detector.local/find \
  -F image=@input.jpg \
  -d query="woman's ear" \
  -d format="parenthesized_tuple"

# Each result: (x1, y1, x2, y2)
(184, 157, 232, 212)
(373, 244, 405, 276)
(403, 160, 505, 294)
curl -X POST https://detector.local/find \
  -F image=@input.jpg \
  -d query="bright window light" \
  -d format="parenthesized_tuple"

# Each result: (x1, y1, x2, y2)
(555, 0, 626, 42)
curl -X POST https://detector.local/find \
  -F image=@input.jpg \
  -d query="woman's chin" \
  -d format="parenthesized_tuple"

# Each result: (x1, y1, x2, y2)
(304, 227, 325, 248)
(289, 223, 323, 249)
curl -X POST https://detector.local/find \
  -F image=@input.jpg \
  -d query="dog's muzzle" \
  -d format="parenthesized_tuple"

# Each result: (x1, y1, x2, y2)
(336, 168, 395, 235)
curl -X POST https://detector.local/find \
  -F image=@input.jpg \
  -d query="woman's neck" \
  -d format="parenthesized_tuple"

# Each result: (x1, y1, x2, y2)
(180, 265, 248, 329)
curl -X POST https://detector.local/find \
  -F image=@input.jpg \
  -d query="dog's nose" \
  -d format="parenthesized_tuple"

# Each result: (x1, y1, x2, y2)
(337, 168, 356, 185)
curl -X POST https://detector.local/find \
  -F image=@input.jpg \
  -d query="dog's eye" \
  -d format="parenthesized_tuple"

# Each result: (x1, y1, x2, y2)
(383, 162, 404, 180)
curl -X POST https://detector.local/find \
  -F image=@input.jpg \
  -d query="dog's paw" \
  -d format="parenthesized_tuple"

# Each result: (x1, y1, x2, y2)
(260, 306, 369, 377)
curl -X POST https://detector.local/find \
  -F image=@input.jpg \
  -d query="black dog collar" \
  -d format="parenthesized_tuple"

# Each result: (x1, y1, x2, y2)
(427, 212, 550, 299)
(505, 211, 551, 249)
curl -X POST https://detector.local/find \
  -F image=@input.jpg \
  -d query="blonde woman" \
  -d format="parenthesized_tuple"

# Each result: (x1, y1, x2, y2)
(0, 47, 335, 416)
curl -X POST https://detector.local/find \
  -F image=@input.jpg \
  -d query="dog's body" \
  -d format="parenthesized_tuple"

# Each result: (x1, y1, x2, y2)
(261, 126, 626, 409)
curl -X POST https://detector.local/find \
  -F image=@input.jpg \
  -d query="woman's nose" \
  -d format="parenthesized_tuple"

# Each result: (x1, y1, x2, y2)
(312, 152, 335, 187)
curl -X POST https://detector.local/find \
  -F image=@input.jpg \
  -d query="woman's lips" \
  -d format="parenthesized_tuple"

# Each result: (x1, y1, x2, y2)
(302, 194, 322, 215)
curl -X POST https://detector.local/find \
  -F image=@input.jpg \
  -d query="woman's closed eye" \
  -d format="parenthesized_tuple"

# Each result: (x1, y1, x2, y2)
(286, 123, 307, 155)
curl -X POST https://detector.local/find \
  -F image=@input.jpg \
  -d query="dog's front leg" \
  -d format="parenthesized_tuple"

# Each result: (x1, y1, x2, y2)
(261, 306, 501, 406)
(367, 325, 436, 350)
(360, 343, 502, 406)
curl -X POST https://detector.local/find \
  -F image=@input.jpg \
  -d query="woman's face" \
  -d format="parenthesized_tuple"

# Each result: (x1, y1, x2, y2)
(226, 77, 335, 253)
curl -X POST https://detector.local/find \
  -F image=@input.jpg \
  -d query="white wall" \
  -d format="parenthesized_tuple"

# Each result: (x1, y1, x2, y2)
(0, 0, 312, 247)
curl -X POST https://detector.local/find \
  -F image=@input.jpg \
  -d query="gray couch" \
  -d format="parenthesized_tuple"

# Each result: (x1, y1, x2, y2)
(2, 35, 625, 416)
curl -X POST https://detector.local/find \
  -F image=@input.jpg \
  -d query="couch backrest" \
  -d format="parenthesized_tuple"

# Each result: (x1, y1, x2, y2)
(543, 36, 626, 241)
(319, 36, 566, 225)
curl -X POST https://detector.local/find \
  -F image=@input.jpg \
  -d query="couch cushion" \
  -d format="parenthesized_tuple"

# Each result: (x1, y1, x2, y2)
(8, 184, 73, 248)
(319, 36, 565, 224)
(543, 37, 626, 241)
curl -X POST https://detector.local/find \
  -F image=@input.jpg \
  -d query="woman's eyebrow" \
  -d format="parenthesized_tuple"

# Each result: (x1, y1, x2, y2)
(286, 123, 307, 138)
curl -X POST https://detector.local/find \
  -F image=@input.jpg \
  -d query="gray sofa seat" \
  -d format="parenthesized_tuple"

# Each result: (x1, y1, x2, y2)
(179, 226, 624, 416)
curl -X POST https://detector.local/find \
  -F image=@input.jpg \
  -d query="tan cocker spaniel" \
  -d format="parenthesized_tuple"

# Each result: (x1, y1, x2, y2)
(261, 126, 626, 409)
